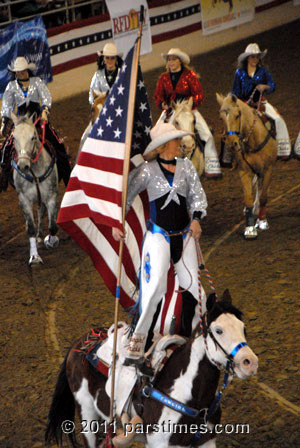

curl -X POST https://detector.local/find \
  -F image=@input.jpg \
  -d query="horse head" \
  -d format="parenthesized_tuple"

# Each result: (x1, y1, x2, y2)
(91, 90, 107, 124)
(170, 98, 196, 158)
(217, 93, 245, 152)
(12, 112, 39, 173)
(203, 289, 258, 379)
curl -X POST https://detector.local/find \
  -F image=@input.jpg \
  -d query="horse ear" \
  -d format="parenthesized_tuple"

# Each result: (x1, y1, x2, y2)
(187, 96, 193, 108)
(11, 112, 18, 125)
(231, 94, 237, 103)
(216, 93, 224, 106)
(93, 89, 100, 99)
(221, 289, 232, 303)
(30, 112, 38, 123)
(206, 292, 217, 311)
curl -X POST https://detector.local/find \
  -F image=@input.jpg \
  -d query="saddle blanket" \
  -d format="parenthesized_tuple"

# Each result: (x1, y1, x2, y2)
(86, 322, 186, 416)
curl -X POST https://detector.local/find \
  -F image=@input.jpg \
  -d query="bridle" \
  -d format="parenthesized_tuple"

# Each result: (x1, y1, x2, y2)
(206, 324, 247, 372)
(12, 118, 55, 205)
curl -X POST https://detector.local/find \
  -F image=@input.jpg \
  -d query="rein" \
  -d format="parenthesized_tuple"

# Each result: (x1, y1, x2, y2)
(32, 118, 46, 163)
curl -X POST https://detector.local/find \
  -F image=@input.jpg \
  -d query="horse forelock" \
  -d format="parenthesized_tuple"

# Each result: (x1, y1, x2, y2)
(207, 300, 243, 328)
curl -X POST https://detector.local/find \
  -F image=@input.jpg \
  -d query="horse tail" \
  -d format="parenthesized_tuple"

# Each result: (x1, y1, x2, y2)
(45, 349, 77, 447)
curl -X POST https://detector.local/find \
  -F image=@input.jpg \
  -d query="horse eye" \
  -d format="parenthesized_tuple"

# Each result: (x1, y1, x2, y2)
(215, 328, 223, 335)
(175, 120, 179, 127)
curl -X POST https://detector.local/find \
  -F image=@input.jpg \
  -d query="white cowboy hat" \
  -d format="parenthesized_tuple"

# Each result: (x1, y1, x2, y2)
(97, 43, 123, 57)
(238, 43, 267, 64)
(143, 122, 193, 161)
(8, 56, 36, 72)
(161, 48, 190, 65)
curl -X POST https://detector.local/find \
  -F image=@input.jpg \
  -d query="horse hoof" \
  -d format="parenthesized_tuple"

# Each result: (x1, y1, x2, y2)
(29, 255, 43, 266)
(244, 226, 258, 240)
(44, 235, 59, 249)
(255, 219, 269, 230)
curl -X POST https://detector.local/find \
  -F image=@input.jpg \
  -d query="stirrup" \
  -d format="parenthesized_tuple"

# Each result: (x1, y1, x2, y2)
(124, 358, 154, 377)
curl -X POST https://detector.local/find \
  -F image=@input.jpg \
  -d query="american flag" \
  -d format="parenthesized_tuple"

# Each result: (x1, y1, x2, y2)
(57, 43, 182, 331)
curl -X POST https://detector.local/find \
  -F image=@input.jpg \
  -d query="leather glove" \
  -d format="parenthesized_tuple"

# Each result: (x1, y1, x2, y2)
(41, 107, 49, 122)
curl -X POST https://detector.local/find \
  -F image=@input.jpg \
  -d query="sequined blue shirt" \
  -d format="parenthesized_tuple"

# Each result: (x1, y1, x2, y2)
(232, 66, 275, 101)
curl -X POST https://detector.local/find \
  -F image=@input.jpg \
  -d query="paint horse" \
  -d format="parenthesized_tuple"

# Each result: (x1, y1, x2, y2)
(169, 98, 205, 177)
(77, 90, 107, 158)
(217, 93, 277, 239)
(45, 290, 258, 448)
(12, 113, 59, 265)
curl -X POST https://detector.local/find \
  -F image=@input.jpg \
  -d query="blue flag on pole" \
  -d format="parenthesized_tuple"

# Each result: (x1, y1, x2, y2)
(0, 16, 52, 97)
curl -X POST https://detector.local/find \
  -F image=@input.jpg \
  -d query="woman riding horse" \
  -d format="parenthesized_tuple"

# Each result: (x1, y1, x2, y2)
(113, 122, 208, 376)
(89, 42, 123, 106)
(0, 56, 71, 186)
(154, 48, 221, 178)
(223, 43, 291, 162)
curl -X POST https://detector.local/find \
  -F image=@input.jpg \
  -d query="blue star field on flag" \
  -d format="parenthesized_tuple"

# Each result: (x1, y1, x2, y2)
(90, 44, 153, 157)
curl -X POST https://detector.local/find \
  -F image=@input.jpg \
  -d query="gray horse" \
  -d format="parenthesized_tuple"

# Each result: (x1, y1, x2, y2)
(12, 113, 59, 265)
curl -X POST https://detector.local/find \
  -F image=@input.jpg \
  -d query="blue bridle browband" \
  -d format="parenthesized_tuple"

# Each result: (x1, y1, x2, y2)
(226, 131, 240, 136)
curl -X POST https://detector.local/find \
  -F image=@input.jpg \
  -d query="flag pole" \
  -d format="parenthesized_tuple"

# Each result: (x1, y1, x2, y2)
(109, 6, 145, 426)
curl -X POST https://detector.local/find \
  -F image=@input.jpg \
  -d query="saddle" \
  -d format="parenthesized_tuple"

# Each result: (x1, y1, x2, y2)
(84, 322, 186, 416)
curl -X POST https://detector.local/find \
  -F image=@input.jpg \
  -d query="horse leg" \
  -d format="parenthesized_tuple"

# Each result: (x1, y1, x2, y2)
(256, 165, 273, 230)
(18, 192, 43, 265)
(44, 196, 59, 249)
(37, 202, 46, 245)
(239, 170, 258, 240)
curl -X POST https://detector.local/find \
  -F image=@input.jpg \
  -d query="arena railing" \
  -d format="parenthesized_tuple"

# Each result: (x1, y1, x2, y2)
(0, 0, 107, 28)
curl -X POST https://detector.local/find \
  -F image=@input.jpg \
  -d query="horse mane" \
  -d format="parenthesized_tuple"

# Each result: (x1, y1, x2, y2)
(206, 293, 243, 328)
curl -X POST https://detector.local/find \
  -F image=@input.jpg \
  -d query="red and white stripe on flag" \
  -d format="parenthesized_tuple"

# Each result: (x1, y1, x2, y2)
(57, 43, 182, 331)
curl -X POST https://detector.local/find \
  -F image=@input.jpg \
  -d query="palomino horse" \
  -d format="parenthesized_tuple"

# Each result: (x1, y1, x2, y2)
(169, 98, 205, 177)
(216, 93, 277, 239)
(78, 90, 107, 157)
(12, 113, 59, 265)
(45, 291, 258, 448)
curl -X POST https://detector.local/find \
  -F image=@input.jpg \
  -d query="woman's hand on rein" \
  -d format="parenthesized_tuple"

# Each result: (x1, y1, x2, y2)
(112, 227, 125, 242)
(189, 219, 202, 241)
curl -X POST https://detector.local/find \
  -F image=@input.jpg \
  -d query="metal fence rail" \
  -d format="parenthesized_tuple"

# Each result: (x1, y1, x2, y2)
(0, 0, 107, 28)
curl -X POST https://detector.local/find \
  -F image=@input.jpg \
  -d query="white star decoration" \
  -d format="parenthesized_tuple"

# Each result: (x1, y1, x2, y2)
(134, 130, 142, 139)
(97, 126, 104, 137)
(117, 84, 125, 95)
(102, 105, 107, 115)
(138, 80, 145, 89)
(115, 106, 123, 117)
(109, 95, 116, 105)
(145, 126, 151, 135)
(139, 102, 147, 112)
(106, 116, 113, 127)
(114, 128, 121, 139)
(122, 63, 127, 72)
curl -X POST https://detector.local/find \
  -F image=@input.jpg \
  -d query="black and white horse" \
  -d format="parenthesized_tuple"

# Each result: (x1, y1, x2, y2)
(12, 113, 59, 265)
(45, 291, 258, 448)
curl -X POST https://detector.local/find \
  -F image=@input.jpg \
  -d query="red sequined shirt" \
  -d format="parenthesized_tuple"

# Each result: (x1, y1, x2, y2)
(154, 69, 203, 110)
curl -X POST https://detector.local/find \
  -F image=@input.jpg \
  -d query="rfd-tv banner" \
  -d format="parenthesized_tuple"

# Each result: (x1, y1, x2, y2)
(0, 16, 52, 97)
(200, 0, 255, 36)
(105, 0, 152, 57)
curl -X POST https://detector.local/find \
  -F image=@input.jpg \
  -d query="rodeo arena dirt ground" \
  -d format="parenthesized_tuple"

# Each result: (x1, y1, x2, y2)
(0, 19, 300, 448)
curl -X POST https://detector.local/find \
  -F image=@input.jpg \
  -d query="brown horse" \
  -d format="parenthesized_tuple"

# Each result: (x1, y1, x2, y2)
(45, 291, 258, 448)
(216, 93, 277, 239)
